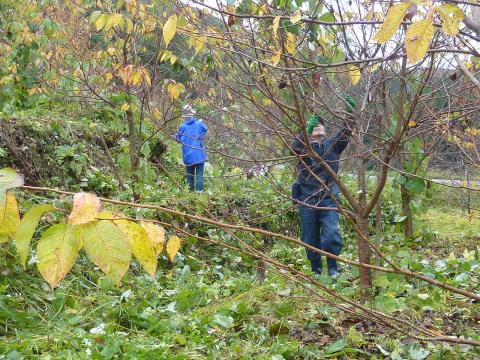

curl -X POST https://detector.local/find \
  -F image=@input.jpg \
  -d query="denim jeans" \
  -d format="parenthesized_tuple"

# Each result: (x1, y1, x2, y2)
(186, 163, 205, 192)
(299, 196, 343, 273)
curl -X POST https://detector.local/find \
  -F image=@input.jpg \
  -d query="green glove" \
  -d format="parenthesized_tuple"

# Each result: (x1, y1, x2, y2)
(306, 115, 321, 134)
(344, 93, 356, 114)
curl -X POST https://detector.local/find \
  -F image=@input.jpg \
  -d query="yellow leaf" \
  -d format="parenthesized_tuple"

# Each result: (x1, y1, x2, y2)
(68, 192, 102, 225)
(347, 65, 361, 85)
(15, 204, 55, 268)
(0, 193, 20, 239)
(163, 14, 177, 47)
(167, 82, 181, 101)
(285, 33, 296, 54)
(408, 120, 417, 127)
(89, 10, 101, 24)
(140, 221, 166, 255)
(193, 36, 205, 54)
(290, 10, 302, 25)
(166, 235, 181, 261)
(125, 18, 134, 34)
(103, 15, 114, 31)
(369, 63, 380, 73)
(107, 47, 116, 56)
(271, 49, 281, 66)
(37, 224, 82, 289)
(120, 103, 130, 112)
(81, 221, 131, 285)
(373, 3, 411, 44)
(272, 16, 280, 39)
(153, 109, 162, 119)
(259, 5, 268, 16)
(115, 219, 157, 277)
(131, 71, 142, 85)
(112, 13, 124, 27)
(118, 64, 133, 85)
(436, 4, 464, 36)
(208, 88, 216, 97)
(405, 18, 435, 64)
(141, 69, 152, 86)
(95, 13, 108, 31)
(166, 270, 173, 280)
(105, 72, 113, 82)
(160, 50, 172, 62)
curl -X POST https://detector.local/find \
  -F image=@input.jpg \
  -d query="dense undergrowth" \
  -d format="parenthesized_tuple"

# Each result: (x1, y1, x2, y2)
(1, 109, 480, 359)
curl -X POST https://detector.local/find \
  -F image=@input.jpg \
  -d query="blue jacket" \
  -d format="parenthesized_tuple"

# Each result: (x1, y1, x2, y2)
(175, 118, 208, 165)
(292, 127, 350, 205)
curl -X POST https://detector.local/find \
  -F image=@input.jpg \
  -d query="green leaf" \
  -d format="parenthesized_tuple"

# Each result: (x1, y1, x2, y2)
(15, 204, 55, 268)
(214, 313, 234, 328)
(326, 338, 346, 354)
(319, 12, 335, 23)
(0, 193, 20, 239)
(285, 21, 300, 35)
(373, 3, 410, 44)
(405, 178, 426, 194)
(37, 224, 82, 289)
(331, 48, 345, 64)
(0, 168, 24, 204)
(407, 345, 430, 360)
(375, 275, 389, 288)
(276, 0, 287, 10)
(374, 295, 397, 313)
(394, 175, 406, 185)
(81, 221, 131, 285)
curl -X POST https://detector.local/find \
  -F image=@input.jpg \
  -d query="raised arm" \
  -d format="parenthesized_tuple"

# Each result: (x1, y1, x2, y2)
(332, 121, 352, 154)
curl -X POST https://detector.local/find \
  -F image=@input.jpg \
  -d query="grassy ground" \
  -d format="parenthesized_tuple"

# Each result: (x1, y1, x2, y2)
(1, 169, 480, 359)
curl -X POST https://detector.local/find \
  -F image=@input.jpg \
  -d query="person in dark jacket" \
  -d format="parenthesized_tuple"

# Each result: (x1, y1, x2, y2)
(175, 105, 208, 192)
(292, 115, 352, 276)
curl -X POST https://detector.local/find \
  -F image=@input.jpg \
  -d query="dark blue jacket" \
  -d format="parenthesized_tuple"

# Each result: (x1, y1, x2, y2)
(292, 128, 350, 205)
(175, 118, 208, 165)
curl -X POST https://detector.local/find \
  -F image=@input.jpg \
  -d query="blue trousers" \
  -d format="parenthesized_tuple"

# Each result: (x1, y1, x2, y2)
(299, 196, 343, 273)
(186, 163, 204, 192)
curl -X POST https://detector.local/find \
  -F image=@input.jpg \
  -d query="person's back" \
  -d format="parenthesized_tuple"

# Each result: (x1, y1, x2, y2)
(176, 118, 207, 165)
(175, 105, 208, 192)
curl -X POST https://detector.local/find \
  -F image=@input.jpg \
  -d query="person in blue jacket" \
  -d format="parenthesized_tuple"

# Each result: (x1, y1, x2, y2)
(175, 105, 208, 192)
(291, 114, 352, 276)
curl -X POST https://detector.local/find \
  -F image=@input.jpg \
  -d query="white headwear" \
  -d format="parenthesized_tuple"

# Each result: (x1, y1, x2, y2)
(182, 104, 196, 118)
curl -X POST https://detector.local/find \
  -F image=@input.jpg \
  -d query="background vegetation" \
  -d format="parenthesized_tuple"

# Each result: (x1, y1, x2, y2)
(1, 0, 480, 358)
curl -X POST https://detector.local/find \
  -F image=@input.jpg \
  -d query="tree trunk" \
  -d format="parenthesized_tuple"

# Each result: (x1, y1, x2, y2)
(126, 104, 140, 202)
(356, 214, 372, 289)
(357, 157, 372, 288)
(401, 184, 413, 238)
